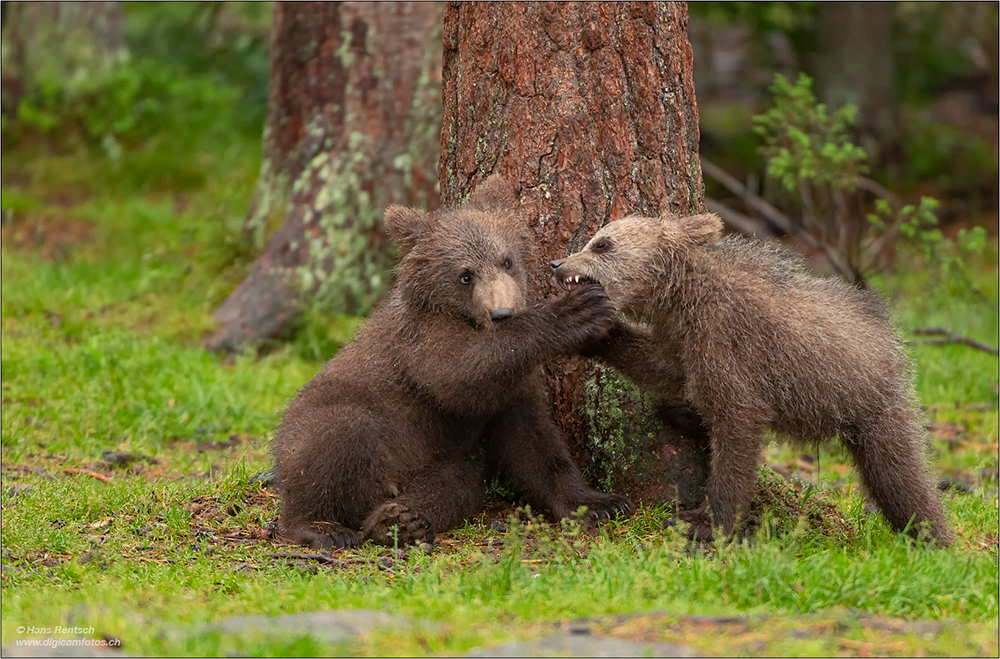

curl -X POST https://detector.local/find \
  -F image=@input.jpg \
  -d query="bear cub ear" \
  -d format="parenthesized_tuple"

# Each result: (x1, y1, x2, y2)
(384, 205, 431, 254)
(466, 174, 518, 214)
(676, 213, 724, 245)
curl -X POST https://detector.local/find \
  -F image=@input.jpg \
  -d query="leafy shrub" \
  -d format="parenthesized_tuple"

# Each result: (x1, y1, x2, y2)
(751, 72, 989, 291)
(122, 2, 271, 134)
(6, 3, 270, 150)
(752, 73, 867, 193)
(13, 58, 241, 148)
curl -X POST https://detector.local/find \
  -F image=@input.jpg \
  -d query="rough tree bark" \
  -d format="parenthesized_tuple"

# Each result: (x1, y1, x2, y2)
(1, 1, 128, 115)
(440, 2, 709, 508)
(208, 1, 442, 352)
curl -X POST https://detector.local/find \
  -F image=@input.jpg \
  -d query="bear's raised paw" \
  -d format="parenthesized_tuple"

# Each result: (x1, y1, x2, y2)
(549, 284, 616, 349)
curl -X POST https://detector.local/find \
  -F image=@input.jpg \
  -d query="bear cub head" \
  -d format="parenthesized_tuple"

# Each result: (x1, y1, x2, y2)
(550, 212, 724, 317)
(384, 175, 531, 328)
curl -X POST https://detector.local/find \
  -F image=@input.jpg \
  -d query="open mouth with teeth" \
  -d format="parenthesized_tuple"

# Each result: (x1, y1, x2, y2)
(556, 273, 600, 292)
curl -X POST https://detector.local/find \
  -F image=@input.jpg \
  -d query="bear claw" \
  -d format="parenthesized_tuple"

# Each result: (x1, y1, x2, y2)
(567, 493, 634, 525)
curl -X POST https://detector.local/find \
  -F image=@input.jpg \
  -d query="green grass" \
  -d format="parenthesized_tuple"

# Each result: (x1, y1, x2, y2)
(1, 482, 996, 655)
(2, 124, 998, 656)
(881, 242, 1000, 404)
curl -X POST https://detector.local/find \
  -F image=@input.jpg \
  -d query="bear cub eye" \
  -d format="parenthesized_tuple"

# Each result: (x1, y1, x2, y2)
(591, 238, 613, 254)
(459, 271, 473, 285)
(503, 257, 513, 270)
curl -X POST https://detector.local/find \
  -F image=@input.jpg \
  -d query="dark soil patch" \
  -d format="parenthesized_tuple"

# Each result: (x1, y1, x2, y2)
(1, 216, 95, 261)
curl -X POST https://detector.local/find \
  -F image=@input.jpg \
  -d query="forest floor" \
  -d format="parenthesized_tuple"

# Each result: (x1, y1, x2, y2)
(1, 137, 998, 656)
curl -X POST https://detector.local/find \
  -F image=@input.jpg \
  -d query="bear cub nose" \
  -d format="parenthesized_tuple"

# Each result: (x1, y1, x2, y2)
(549, 260, 564, 270)
(490, 308, 515, 324)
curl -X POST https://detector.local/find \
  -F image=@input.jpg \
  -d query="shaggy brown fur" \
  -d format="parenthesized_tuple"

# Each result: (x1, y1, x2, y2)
(552, 212, 952, 545)
(272, 176, 633, 549)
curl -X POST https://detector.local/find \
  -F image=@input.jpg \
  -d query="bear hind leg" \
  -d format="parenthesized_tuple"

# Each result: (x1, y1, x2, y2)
(362, 503, 435, 547)
(275, 406, 397, 549)
(487, 394, 633, 524)
(362, 458, 487, 547)
(842, 412, 952, 546)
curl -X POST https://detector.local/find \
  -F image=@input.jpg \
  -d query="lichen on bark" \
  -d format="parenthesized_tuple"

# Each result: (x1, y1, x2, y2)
(209, 2, 442, 352)
(582, 364, 663, 492)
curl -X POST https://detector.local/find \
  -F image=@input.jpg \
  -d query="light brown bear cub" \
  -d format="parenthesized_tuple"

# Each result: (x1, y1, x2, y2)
(551, 212, 952, 545)
(272, 176, 632, 550)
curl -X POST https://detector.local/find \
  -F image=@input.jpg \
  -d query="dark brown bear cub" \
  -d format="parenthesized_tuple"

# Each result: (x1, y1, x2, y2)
(272, 176, 632, 549)
(551, 212, 952, 546)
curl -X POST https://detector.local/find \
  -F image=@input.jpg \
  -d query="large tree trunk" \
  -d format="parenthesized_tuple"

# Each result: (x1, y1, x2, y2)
(208, 1, 442, 353)
(440, 2, 709, 508)
(1, 1, 128, 116)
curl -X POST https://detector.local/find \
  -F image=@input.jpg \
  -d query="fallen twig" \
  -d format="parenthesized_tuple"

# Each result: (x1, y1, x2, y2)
(137, 556, 176, 564)
(856, 176, 908, 270)
(911, 327, 999, 356)
(269, 552, 393, 568)
(219, 534, 260, 542)
(856, 176, 902, 208)
(63, 468, 111, 483)
(704, 198, 770, 238)
(700, 157, 859, 283)
(269, 551, 345, 564)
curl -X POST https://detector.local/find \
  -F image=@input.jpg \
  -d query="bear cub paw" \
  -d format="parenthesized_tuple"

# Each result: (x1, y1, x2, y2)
(287, 521, 364, 550)
(550, 284, 616, 347)
(672, 506, 715, 544)
(363, 502, 436, 546)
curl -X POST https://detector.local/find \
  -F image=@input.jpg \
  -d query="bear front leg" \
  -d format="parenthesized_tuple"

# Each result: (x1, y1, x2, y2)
(362, 457, 487, 547)
(581, 320, 685, 400)
(487, 386, 633, 525)
(705, 416, 767, 537)
(398, 285, 615, 417)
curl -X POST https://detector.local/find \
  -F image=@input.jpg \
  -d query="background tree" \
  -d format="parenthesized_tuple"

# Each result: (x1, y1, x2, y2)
(207, 1, 442, 352)
(814, 2, 898, 164)
(2, 2, 128, 116)
(440, 1, 709, 507)
(689, 2, 997, 229)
